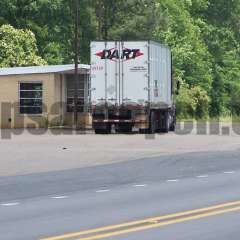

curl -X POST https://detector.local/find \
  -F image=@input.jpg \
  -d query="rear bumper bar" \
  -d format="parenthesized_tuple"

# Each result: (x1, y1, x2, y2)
(93, 119, 147, 123)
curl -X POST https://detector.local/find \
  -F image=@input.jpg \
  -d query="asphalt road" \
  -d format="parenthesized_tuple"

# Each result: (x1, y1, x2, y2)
(1, 150, 240, 240)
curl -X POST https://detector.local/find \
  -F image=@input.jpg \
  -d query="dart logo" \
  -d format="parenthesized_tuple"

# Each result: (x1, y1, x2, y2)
(95, 48, 144, 61)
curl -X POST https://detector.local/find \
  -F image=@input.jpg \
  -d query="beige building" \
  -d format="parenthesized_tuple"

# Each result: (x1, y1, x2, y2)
(0, 64, 91, 129)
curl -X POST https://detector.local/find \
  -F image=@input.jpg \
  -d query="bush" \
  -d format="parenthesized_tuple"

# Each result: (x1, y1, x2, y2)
(176, 84, 210, 119)
(192, 86, 210, 119)
(176, 84, 196, 119)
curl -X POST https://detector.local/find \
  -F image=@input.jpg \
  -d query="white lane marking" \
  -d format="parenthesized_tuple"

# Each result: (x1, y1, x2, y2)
(224, 171, 235, 174)
(1, 202, 19, 207)
(197, 175, 208, 178)
(133, 184, 147, 187)
(51, 196, 69, 199)
(167, 179, 179, 182)
(96, 189, 110, 193)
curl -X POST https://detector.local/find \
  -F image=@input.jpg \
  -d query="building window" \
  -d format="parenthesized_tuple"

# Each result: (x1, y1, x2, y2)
(66, 75, 85, 113)
(19, 82, 43, 114)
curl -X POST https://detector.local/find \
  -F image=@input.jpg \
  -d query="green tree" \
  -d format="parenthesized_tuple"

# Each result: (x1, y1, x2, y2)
(200, 0, 240, 116)
(0, 0, 96, 64)
(0, 24, 46, 67)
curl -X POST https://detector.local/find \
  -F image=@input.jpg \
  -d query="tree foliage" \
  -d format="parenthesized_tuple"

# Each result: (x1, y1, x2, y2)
(0, 24, 46, 67)
(0, 0, 240, 117)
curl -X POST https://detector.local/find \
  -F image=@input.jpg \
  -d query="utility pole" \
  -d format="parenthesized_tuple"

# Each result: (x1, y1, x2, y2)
(103, 0, 108, 40)
(74, 0, 79, 129)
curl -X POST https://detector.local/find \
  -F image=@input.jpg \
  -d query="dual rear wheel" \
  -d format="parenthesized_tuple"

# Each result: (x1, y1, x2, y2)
(142, 110, 175, 134)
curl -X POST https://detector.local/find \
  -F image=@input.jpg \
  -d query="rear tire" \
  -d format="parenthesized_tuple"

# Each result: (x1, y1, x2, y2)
(95, 129, 103, 134)
(148, 111, 156, 134)
(116, 124, 132, 133)
(169, 121, 176, 131)
(162, 111, 170, 133)
(94, 124, 111, 134)
(94, 129, 111, 134)
(169, 109, 176, 132)
(139, 129, 148, 134)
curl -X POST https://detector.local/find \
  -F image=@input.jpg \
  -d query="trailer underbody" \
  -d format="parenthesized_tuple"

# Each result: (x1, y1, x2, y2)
(92, 106, 176, 134)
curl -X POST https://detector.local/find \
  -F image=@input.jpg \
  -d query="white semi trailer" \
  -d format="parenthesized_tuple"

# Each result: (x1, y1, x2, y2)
(90, 41, 178, 134)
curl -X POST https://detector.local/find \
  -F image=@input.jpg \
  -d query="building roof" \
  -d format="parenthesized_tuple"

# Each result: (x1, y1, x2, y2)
(0, 64, 90, 76)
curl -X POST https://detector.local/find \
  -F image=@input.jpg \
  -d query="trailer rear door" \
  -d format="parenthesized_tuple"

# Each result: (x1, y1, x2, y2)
(91, 41, 149, 106)
(91, 41, 119, 105)
(121, 41, 149, 106)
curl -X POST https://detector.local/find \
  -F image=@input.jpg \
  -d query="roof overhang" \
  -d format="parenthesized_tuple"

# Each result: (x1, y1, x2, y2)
(0, 64, 90, 76)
